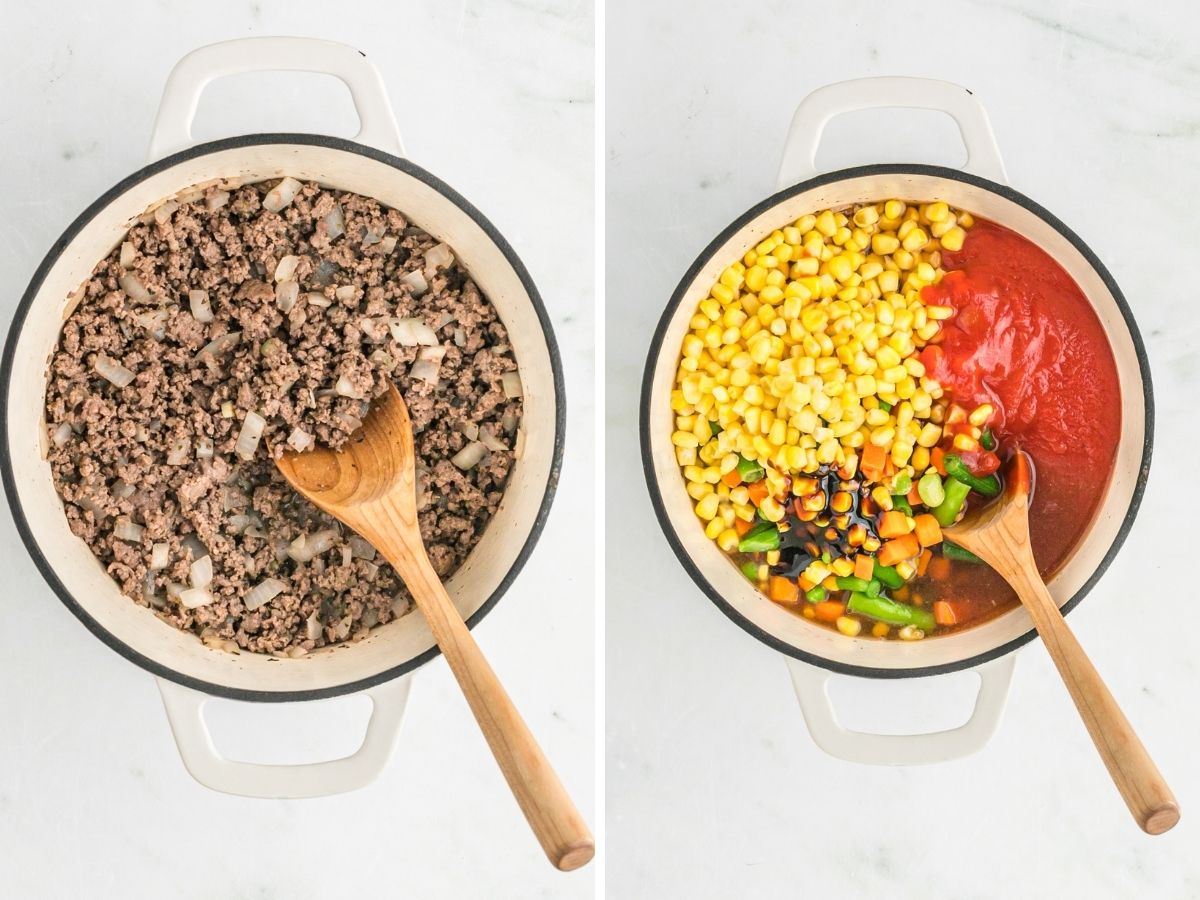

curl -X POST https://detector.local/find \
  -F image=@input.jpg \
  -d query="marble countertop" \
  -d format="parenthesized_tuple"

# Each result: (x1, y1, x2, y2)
(605, 0, 1198, 897)
(0, 2, 594, 899)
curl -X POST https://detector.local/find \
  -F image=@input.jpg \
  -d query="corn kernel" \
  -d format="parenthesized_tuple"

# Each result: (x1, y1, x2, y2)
(969, 403, 994, 427)
(836, 616, 862, 637)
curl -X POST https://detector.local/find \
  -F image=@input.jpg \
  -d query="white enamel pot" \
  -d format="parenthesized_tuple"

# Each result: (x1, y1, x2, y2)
(1, 38, 564, 797)
(641, 77, 1152, 765)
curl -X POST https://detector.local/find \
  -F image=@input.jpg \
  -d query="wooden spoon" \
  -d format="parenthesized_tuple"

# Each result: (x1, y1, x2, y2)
(276, 384, 594, 870)
(945, 451, 1179, 835)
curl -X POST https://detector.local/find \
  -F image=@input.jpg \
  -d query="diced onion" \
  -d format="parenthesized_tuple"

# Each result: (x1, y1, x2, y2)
(335, 375, 364, 399)
(433, 312, 456, 330)
(206, 190, 230, 211)
(306, 292, 331, 308)
(263, 176, 302, 212)
(287, 427, 314, 452)
(341, 544, 353, 567)
(349, 535, 376, 561)
(362, 227, 384, 246)
(189, 289, 213, 323)
(334, 285, 357, 302)
(362, 562, 379, 581)
(335, 615, 353, 641)
(454, 328, 466, 348)
(196, 436, 214, 458)
(410, 346, 446, 385)
(166, 437, 190, 465)
(113, 516, 143, 542)
(150, 542, 170, 570)
(501, 371, 523, 399)
(244, 577, 286, 612)
(423, 242, 453, 276)
(276, 280, 300, 312)
(95, 355, 135, 388)
(387, 317, 438, 347)
(134, 309, 168, 339)
(392, 592, 412, 618)
(336, 411, 363, 432)
(153, 200, 179, 225)
(287, 529, 337, 563)
(457, 421, 479, 441)
(380, 235, 398, 254)
(306, 612, 324, 641)
(400, 270, 428, 295)
(112, 480, 135, 500)
(274, 255, 300, 282)
(189, 553, 213, 589)
(52, 422, 73, 447)
(118, 273, 150, 303)
(234, 411, 266, 460)
(324, 204, 346, 240)
(182, 534, 209, 561)
(451, 441, 486, 471)
(194, 331, 242, 363)
(179, 587, 213, 609)
(119, 242, 136, 269)
(501, 413, 519, 433)
(479, 424, 507, 452)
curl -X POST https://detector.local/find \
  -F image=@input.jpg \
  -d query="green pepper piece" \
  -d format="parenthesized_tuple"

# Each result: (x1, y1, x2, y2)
(709, 420, 724, 437)
(981, 428, 996, 451)
(878, 400, 893, 412)
(847, 592, 936, 631)
(821, 550, 831, 564)
(943, 454, 1001, 497)
(932, 477, 972, 526)
(736, 454, 765, 484)
(891, 495, 913, 516)
(805, 585, 827, 603)
(942, 541, 985, 564)
(740, 560, 760, 580)
(835, 575, 872, 593)
(738, 522, 780, 553)
(872, 561, 905, 589)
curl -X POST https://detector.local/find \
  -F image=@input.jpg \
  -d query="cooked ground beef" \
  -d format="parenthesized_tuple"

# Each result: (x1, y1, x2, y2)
(44, 179, 522, 656)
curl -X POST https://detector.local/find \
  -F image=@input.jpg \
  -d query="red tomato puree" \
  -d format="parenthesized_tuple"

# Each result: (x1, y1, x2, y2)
(920, 220, 1121, 604)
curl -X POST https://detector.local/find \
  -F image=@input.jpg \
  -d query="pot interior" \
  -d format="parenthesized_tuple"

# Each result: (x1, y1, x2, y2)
(6, 139, 559, 696)
(646, 169, 1147, 674)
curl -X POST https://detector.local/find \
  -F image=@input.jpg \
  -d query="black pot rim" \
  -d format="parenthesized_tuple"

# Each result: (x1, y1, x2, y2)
(1, 133, 566, 702)
(640, 162, 1154, 680)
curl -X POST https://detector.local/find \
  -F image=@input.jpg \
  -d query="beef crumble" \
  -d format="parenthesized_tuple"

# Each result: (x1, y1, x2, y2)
(44, 179, 522, 655)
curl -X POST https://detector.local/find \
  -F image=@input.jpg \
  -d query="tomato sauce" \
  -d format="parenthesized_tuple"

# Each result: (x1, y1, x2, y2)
(917, 221, 1122, 618)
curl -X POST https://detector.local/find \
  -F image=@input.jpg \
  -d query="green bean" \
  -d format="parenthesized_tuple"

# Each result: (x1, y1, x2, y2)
(917, 470, 945, 507)
(835, 575, 872, 593)
(891, 495, 913, 516)
(932, 477, 972, 526)
(866, 579, 882, 597)
(943, 454, 1001, 496)
(736, 454, 765, 483)
(943, 541, 985, 564)
(740, 560, 760, 580)
(738, 522, 779, 553)
(872, 561, 905, 589)
(805, 585, 827, 603)
(847, 592, 936, 631)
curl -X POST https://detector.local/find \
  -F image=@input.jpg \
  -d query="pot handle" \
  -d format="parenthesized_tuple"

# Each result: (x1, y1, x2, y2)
(148, 36, 404, 161)
(786, 654, 1016, 765)
(156, 675, 411, 798)
(776, 76, 1008, 189)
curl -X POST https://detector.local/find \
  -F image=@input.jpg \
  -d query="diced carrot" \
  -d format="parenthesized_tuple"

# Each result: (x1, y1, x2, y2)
(877, 510, 912, 539)
(878, 533, 920, 567)
(933, 600, 958, 626)
(854, 554, 875, 581)
(931, 446, 948, 476)
(884, 458, 896, 477)
(861, 443, 887, 480)
(894, 585, 910, 602)
(813, 601, 845, 623)
(912, 514, 943, 547)
(822, 575, 839, 590)
(768, 576, 800, 604)
(722, 470, 742, 487)
(906, 484, 921, 505)
(734, 517, 754, 537)
(747, 480, 769, 505)
(917, 549, 933, 577)
(928, 555, 951, 580)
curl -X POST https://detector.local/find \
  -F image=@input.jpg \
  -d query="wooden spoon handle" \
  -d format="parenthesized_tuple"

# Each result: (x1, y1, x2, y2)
(376, 522, 594, 870)
(1005, 563, 1179, 834)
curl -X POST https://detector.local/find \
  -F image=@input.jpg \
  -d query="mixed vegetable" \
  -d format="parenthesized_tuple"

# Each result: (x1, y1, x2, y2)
(672, 199, 1003, 639)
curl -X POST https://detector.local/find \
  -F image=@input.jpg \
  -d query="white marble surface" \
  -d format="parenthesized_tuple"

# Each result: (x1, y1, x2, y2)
(606, 1, 1198, 897)
(0, 2, 594, 898)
